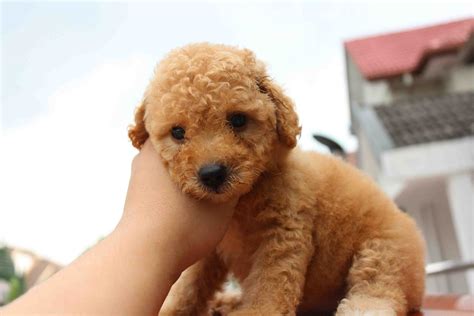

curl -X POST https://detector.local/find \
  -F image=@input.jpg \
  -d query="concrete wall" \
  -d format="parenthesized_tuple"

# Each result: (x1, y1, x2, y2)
(382, 138, 474, 293)
(381, 137, 474, 181)
(346, 54, 365, 107)
(346, 55, 392, 107)
(356, 129, 380, 180)
(448, 64, 474, 92)
(395, 177, 470, 293)
(389, 77, 447, 101)
(447, 172, 474, 292)
(363, 80, 392, 105)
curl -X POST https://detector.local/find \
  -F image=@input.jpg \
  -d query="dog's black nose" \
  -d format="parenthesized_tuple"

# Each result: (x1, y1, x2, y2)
(198, 164, 228, 191)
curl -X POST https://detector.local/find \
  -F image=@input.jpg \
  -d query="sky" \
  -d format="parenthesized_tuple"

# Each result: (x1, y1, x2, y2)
(1, 0, 473, 265)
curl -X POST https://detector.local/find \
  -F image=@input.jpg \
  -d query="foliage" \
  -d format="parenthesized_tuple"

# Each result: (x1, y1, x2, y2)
(0, 247, 15, 280)
(0, 247, 25, 305)
(7, 275, 25, 303)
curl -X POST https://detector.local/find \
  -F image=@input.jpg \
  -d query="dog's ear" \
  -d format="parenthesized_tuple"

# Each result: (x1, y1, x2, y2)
(257, 76, 301, 148)
(128, 100, 149, 149)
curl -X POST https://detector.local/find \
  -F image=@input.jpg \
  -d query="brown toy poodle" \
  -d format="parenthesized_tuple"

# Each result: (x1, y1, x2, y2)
(128, 43, 425, 316)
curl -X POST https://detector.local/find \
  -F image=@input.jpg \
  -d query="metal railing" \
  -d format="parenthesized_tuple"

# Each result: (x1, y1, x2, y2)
(426, 260, 474, 276)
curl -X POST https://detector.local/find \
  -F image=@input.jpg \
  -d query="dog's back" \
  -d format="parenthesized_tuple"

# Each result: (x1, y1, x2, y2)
(222, 148, 425, 314)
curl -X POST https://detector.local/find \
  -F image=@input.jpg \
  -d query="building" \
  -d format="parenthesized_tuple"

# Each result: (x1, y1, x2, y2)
(344, 18, 474, 293)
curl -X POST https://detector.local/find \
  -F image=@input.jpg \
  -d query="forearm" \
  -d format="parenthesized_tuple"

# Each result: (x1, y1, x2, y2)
(2, 140, 235, 315)
(2, 220, 179, 315)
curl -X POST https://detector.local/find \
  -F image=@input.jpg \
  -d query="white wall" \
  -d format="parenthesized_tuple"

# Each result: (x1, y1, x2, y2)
(396, 177, 469, 293)
(381, 137, 474, 181)
(357, 129, 381, 179)
(447, 172, 474, 292)
(362, 80, 392, 105)
(448, 64, 474, 92)
(346, 55, 392, 107)
(382, 138, 474, 293)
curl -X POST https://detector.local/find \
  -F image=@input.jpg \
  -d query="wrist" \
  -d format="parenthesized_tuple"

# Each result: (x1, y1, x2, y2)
(114, 214, 186, 281)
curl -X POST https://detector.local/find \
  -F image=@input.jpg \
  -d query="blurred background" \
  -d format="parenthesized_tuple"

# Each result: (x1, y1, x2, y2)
(1, 0, 473, 305)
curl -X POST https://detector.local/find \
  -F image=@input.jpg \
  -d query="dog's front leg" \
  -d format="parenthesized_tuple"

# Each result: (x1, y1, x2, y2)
(160, 251, 227, 316)
(230, 220, 314, 316)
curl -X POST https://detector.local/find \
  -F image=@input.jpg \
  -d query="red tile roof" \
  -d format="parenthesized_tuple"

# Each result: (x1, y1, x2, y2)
(345, 18, 474, 80)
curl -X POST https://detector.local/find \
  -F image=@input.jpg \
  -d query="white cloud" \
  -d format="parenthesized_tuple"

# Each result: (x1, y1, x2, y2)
(0, 55, 155, 264)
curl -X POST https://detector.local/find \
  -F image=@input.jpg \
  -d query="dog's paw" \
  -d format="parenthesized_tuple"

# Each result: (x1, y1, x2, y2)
(336, 297, 397, 316)
(208, 289, 242, 316)
(228, 308, 295, 316)
(227, 309, 265, 316)
(336, 310, 395, 316)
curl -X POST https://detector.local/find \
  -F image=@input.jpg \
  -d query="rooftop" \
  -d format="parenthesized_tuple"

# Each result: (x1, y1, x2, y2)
(345, 18, 474, 80)
(374, 91, 474, 147)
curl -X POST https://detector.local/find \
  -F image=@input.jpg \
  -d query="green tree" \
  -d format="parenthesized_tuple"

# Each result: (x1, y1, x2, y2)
(0, 247, 25, 305)
(0, 247, 15, 280)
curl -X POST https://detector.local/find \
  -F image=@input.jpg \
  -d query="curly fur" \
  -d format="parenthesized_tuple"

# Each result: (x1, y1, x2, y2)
(128, 43, 425, 315)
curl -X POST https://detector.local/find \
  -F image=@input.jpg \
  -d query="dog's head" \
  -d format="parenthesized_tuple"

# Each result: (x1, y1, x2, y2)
(129, 43, 300, 203)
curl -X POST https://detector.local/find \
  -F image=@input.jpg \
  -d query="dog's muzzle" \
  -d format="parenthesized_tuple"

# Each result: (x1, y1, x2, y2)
(198, 164, 228, 191)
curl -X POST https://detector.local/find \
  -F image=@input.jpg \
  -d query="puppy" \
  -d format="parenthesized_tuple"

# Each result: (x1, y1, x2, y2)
(129, 43, 425, 316)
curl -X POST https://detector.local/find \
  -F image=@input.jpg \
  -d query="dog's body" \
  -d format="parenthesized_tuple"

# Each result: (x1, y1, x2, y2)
(129, 43, 425, 315)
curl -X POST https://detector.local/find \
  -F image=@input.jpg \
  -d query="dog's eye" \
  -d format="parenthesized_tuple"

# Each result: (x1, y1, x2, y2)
(171, 126, 185, 140)
(228, 113, 247, 129)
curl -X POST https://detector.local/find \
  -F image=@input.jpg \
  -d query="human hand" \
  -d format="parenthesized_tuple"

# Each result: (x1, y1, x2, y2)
(119, 140, 237, 274)
(1, 140, 236, 316)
